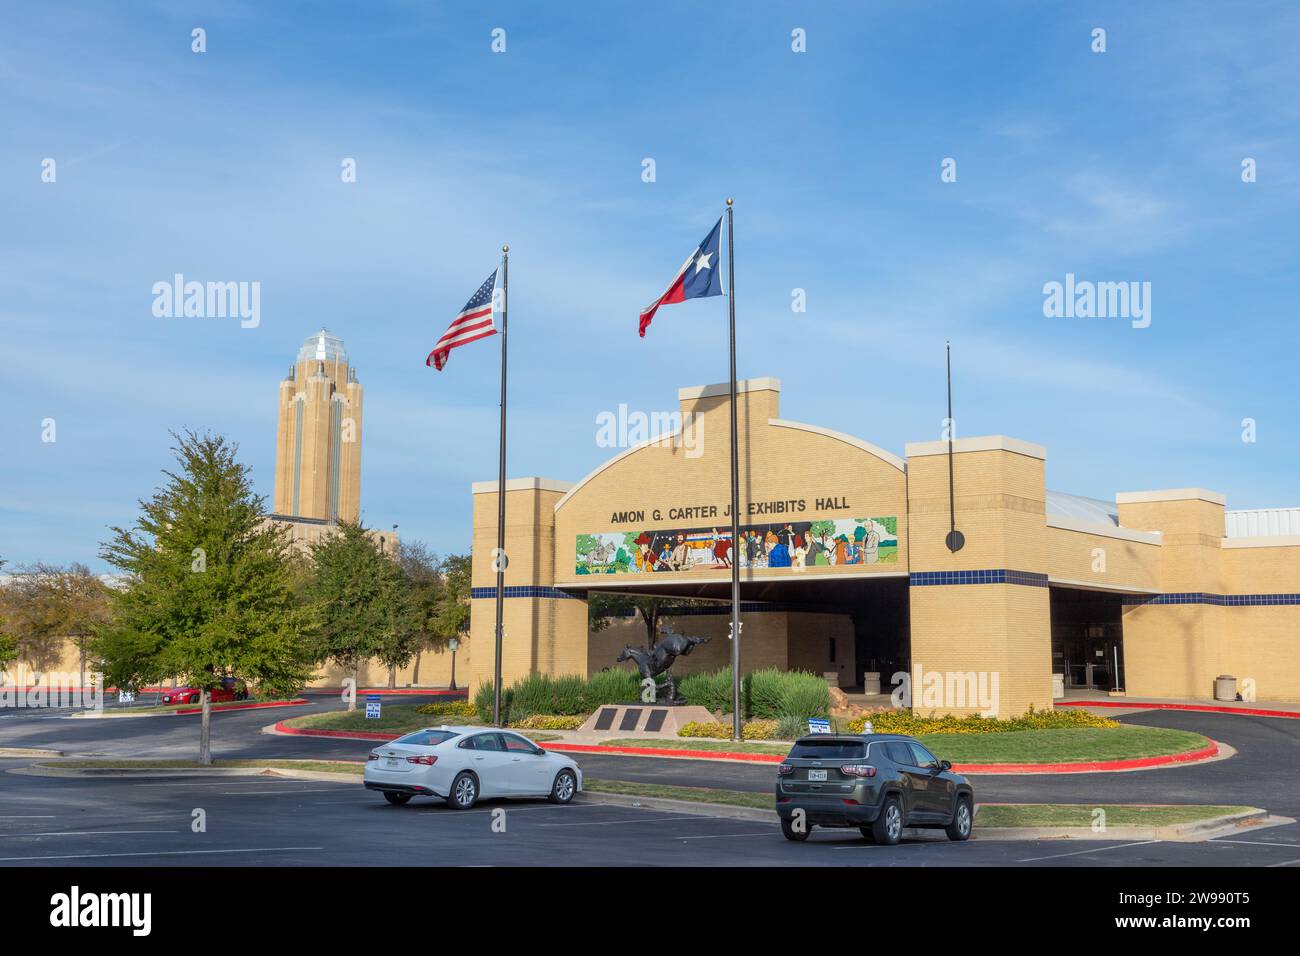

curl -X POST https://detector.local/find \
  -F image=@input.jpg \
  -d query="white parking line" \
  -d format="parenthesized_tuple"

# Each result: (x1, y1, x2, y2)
(218, 788, 341, 795)
(674, 830, 776, 840)
(1267, 858, 1300, 867)
(1017, 840, 1160, 863)
(539, 812, 719, 828)
(1210, 838, 1300, 848)
(0, 815, 56, 819)
(0, 846, 325, 862)
(0, 829, 177, 838)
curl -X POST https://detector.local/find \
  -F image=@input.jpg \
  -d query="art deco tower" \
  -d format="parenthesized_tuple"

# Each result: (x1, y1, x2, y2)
(273, 329, 362, 523)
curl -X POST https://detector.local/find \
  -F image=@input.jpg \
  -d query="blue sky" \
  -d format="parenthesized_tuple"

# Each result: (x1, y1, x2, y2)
(2, 1, 1298, 571)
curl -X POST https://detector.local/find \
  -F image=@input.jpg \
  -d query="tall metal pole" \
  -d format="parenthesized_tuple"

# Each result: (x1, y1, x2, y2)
(944, 341, 964, 553)
(726, 199, 742, 742)
(493, 245, 509, 726)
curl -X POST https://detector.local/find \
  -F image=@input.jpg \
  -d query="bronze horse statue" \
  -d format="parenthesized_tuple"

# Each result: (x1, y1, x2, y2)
(617, 627, 711, 704)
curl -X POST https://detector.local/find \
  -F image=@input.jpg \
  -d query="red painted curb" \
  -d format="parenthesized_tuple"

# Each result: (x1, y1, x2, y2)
(172, 699, 309, 716)
(275, 722, 399, 741)
(545, 742, 785, 763)
(271, 725, 1224, 774)
(950, 741, 1220, 775)
(1057, 700, 1300, 720)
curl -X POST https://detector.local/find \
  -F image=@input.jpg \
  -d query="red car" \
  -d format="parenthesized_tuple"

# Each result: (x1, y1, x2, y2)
(160, 677, 249, 705)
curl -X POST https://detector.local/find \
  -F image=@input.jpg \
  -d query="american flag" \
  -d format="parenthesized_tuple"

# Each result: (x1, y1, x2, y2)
(426, 269, 499, 371)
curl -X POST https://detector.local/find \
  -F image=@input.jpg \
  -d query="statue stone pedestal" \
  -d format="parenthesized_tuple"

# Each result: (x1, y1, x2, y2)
(578, 704, 715, 736)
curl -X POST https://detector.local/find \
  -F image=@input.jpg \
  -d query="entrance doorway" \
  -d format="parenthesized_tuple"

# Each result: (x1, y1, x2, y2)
(1049, 587, 1124, 692)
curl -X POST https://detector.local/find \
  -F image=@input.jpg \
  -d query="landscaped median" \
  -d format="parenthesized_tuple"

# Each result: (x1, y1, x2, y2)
(274, 703, 562, 742)
(557, 724, 1221, 774)
(76, 698, 309, 718)
(580, 778, 1268, 840)
(16, 758, 363, 781)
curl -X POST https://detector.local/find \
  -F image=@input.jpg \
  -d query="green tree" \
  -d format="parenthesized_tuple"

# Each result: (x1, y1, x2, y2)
(307, 522, 421, 705)
(434, 553, 472, 641)
(0, 556, 16, 671)
(0, 563, 112, 684)
(395, 539, 445, 687)
(96, 431, 315, 764)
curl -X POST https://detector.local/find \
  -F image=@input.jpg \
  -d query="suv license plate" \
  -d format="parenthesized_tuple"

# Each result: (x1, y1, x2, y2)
(807, 769, 827, 781)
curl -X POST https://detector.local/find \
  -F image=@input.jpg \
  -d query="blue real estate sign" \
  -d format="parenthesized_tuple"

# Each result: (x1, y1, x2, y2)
(365, 695, 382, 720)
(807, 718, 831, 735)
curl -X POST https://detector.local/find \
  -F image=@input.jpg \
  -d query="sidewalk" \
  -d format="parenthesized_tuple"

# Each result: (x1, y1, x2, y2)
(1056, 692, 1300, 719)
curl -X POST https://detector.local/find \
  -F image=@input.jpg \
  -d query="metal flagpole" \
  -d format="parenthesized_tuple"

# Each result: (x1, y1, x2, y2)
(945, 341, 964, 553)
(726, 199, 742, 742)
(493, 245, 509, 726)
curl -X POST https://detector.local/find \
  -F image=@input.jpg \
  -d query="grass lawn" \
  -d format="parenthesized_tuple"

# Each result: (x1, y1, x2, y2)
(917, 726, 1210, 764)
(112, 699, 301, 715)
(610, 725, 1210, 764)
(280, 705, 560, 742)
(977, 804, 1252, 828)
(583, 778, 773, 810)
(282, 703, 481, 734)
(46, 758, 365, 775)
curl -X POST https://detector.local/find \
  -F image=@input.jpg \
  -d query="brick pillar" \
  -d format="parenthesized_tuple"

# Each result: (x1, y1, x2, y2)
(468, 478, 585, 693)
(1116, 489, 1225, 699)
(904, 436, 1053, 717)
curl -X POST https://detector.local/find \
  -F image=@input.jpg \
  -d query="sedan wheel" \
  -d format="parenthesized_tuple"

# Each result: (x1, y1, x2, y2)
(383, 792, 412, 806)
(449, 772, 478, 810)
(549, 769, 577, 804)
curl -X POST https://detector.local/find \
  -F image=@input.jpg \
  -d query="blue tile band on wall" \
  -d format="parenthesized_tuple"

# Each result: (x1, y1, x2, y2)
(1121, 592, 1300, 606)
(909, 570, 1049, 588)
(470, 586, 578, 600)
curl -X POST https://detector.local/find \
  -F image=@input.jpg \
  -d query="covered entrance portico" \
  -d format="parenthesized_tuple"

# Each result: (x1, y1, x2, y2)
(570, 573, 911, 690)
(1049, 585, 1126, 692)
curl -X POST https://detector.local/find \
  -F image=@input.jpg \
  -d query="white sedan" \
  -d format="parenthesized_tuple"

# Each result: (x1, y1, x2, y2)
(363, 725, 582, 809)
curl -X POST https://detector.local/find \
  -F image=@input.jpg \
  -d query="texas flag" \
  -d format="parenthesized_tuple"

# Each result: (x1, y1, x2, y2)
(638, 216, 724, 337)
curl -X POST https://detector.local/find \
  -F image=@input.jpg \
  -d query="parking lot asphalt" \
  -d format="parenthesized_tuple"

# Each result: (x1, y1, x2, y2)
(3, 695, 1298, 866)
(2, 768, 1298, 867)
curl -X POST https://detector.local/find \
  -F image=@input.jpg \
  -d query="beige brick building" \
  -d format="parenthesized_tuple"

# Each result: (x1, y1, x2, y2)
(274, 329, 362, 524)
(466, 377, 1300, 716)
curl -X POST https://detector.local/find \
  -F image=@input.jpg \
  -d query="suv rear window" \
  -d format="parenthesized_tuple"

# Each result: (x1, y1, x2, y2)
(393, 730, 459, 746)
(787, 740, 867, 760)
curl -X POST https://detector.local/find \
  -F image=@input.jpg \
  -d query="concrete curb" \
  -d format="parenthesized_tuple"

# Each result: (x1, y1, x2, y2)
(0, 748, 65, 758)
(1058, 700, 1300, 720)
(11, 760, 362, 783)
(577, 791, 1273, 842)
(268, 722, 1230, 775)
(578, 790, 778, 822)
(72, 699, 309, 719)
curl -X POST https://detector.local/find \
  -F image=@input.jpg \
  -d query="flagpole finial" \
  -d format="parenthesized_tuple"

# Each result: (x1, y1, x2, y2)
(502, 244, 509, 253)
(725, 197, 733, 206)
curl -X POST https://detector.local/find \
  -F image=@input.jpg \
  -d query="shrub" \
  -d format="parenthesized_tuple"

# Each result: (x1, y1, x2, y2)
(415, 700, 477, 718)
(845, 706, 1119, 736)
(580, 668, 641, 711)
(678, 667, 733, 713)
(510, 714, 586, 731)
(775, 714, 808, 740)
(473, 681, 508, 723)
(678, 719, 780, 740)
(742, 718, 779, 740)
(742, 668, 831, 720)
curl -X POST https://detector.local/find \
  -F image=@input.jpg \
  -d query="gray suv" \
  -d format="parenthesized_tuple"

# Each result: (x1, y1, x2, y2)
(775, 733, 974, 844)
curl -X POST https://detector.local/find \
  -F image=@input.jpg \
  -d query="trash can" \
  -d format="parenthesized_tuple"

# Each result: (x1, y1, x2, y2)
(1214, 675, 1237, 701)
(862, 672, 881, 695)
(1051, 673, 1065, 700)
